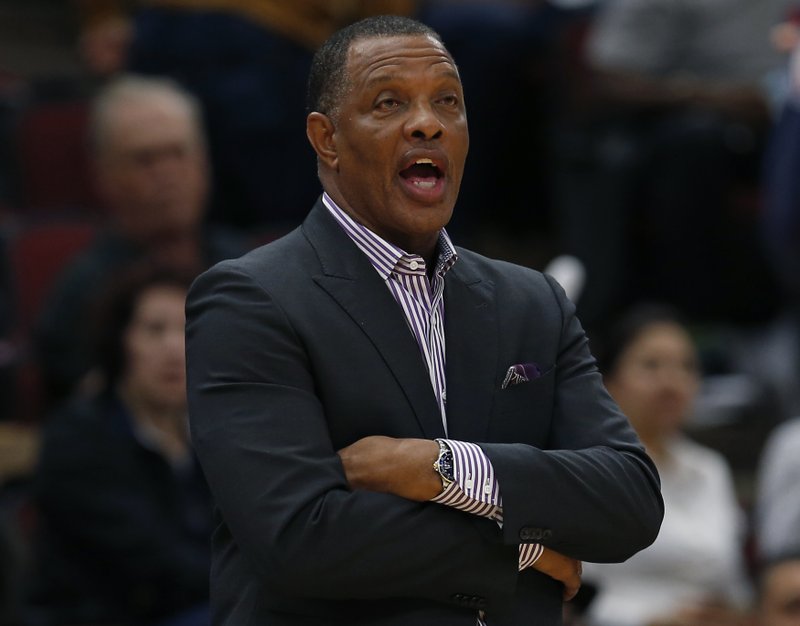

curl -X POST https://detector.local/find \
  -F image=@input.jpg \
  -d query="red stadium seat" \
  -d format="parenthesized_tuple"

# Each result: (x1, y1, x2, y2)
(4, 218, 97, 420)
(14, 99, 100, 213)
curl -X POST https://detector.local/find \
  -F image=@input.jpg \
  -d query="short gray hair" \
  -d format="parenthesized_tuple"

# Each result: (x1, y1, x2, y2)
(89, 74, 205, 156)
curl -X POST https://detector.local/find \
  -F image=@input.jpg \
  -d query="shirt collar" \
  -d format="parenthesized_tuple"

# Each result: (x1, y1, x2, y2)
(322, 192, 458, 280)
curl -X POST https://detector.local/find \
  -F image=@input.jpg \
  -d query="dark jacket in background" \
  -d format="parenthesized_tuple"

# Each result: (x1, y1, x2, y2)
(29, 392, 212, 625)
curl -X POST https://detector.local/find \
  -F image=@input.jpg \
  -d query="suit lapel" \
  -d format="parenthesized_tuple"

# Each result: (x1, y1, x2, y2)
(443, 257, 497, 442)
(303, 201, 445, 439)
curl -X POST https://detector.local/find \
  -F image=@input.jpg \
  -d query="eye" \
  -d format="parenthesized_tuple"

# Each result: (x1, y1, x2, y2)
(139, 319, 168, 338)
(438, 94, 459, 107)
(375, 97, 400, 112)
(639, 357, 660, 371)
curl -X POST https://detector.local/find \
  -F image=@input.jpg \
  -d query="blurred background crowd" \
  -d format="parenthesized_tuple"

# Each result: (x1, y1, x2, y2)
(1, 0, 800, 625)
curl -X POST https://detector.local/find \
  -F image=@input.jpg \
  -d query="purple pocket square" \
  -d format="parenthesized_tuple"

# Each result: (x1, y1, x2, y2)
(502, 362, 543, 389)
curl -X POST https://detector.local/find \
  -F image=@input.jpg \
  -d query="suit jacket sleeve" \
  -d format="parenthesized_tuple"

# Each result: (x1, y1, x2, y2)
(186, 260, 520, 605)
(479, 274, 664, 563)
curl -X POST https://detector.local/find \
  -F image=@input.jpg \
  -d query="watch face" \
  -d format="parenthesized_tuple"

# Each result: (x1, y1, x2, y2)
(441, 454, 454, 481)
(436, 441, 455, 482)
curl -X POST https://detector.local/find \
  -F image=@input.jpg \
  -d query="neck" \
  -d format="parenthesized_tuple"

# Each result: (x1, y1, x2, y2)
(149, 229, 203, 270)
(639, 433, 670, 465)
(321, 188, 441, 265)
(118, 385, 189, 463)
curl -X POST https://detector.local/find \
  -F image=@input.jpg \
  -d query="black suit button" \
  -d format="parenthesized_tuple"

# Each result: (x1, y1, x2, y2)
(519, 526, 551, 542)
(452, 593, 486, 608)
(520, 527, 539, 541)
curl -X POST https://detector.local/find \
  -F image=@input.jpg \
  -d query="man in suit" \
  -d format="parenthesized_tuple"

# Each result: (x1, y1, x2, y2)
(185, 15, 663, 625)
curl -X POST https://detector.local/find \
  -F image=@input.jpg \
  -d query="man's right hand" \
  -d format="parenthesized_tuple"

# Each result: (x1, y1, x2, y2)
(531, 548, 582, 601)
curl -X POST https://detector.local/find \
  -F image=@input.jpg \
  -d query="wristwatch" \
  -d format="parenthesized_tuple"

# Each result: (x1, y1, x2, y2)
(433, 438, 454, 491)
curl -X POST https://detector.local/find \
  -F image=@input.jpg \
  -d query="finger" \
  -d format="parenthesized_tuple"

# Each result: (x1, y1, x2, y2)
(562, 580, 581, 602)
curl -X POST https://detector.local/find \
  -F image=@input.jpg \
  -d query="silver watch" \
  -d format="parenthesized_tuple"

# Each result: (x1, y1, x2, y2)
(432, 439, 454, 490)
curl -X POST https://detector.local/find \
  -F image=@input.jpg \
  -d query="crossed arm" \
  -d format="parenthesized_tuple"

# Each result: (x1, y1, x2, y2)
(337, 435, 582, 600)
(188, 259, 662, 607)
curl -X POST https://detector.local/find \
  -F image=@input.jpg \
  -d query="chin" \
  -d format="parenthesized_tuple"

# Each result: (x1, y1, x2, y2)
(411, 205, 453, 229)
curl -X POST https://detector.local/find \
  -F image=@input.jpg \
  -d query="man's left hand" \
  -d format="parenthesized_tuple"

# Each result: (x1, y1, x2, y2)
(532, 548, 582, 601)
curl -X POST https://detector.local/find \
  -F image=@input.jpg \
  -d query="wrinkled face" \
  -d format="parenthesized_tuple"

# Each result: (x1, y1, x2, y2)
(121, 285, 187, 413)
(96, 96, 208, 242)
(760, 561, 800, 626)
(311, 34, 468, 256)
(605, 322, 700, 441)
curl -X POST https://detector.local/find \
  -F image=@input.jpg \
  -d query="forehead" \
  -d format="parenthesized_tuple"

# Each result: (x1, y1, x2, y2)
(104, 96, 196, 150)
(633, 322, 690, 347)
(346, 34, 460, 88)
(133, 285, 187, 315)
(620, 323, 695, 365)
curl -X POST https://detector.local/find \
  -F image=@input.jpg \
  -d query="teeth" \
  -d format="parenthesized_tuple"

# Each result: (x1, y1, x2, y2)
(415, 158, 434, 165)
(413, 180, 436, 189)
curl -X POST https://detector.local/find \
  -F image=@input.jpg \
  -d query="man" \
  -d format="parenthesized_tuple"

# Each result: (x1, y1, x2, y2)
(758, 554, 800, 626)
(186, 15, 663, 625)
(36, 74, 245, 404)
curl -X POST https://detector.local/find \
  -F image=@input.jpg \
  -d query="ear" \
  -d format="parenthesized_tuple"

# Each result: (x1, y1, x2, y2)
(306, 112, 338, 170)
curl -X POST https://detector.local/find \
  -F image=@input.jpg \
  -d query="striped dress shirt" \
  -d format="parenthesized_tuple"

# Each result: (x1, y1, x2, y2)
(323, 194, 544, 621)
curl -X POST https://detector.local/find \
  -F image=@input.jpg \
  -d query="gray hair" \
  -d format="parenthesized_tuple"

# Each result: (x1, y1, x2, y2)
(89, 74, 205, 156)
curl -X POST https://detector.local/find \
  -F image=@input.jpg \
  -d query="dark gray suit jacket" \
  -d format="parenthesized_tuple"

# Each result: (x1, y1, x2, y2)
(186, 199, 663, 625)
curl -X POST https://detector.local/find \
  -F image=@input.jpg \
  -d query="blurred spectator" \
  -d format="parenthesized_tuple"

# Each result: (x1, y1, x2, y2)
(555, 0, 791, 330)
(35, 74, 246, 407)
(763, 96, 800, 308)
(27, 262, 211, 626)
(74, 0, 417, 230)
(757, 12, 800, 425)
(583, 304, 752, 626)
(762, 7, 800, 295)
(756, 554, 800, 626)
(756, 417, 800, 561)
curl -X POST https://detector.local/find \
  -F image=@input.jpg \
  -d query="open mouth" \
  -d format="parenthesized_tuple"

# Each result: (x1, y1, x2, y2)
(399, 158, 443, 189)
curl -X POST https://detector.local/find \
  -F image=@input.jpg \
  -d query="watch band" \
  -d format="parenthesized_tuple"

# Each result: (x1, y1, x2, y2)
(433, 438, 454, 490)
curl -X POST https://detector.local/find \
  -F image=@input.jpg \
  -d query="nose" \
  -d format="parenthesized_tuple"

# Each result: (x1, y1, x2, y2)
(405, 99, 444, 142)
(655, 364, 696, 397)
(147, 148, 188, 185)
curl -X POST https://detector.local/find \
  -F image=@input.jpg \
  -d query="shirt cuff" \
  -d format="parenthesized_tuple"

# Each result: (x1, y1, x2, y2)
(430, 439, 502, 521)
(518, 543, 544, 570)
(428, 440, 543, 572)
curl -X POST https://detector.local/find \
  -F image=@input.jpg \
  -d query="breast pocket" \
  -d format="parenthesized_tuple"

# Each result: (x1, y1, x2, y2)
(489, 365, 555, 445)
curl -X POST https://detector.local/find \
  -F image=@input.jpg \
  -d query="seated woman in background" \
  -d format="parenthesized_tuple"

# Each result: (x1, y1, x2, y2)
(27, 263, 211, 626)
(582, 304, 752, 626)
